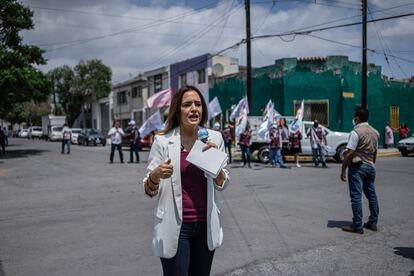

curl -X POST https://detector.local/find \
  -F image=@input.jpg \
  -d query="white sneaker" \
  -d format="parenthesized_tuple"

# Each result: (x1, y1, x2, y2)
(296, 163, 301, 168)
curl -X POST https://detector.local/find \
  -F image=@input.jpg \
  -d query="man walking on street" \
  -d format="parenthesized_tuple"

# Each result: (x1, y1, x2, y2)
(61, 124, 71, 154)
(341, 106, 380, 234)
(128, 120, 140, 163)
(307, 120, 328, 168)
(269, 124, 289, 169)
(0, 128, 6, 155)
(108, 121, 125, 163)
(222, 122, 233, 163)
(3, 127, 8, 146)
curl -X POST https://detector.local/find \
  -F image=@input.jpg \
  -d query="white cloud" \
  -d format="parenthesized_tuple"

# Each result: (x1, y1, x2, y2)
(20, 0, 414, 82)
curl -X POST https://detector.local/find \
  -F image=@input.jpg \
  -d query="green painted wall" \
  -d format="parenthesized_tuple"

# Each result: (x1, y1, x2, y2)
(209, 56, 414, 145)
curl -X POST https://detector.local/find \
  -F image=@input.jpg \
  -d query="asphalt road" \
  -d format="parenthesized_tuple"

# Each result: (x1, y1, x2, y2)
(0, 139, 413, 276)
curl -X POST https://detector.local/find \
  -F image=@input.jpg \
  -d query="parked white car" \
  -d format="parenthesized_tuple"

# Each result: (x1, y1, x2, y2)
(248, 116, 350, 163)
(70, 128, 82, 144)
(19, 129, 29, 138)
(28, 126, 43, 139)
(49, 126, 63, 141)
(397, 134, 414, 156)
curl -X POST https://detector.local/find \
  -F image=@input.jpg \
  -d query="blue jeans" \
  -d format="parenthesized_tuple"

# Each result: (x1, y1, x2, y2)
(129, 142, 140, 162)
(269, 148, 285, 167)
(61, 139, 70, 154)
(348, 163, 379, 229)
(312, 147, 326, 166)
(240, 145, 251, 165)
(160, 221, 214, 276)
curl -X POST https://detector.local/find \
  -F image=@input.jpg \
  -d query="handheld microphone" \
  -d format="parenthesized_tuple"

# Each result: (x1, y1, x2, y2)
(197, 127, 209, 143)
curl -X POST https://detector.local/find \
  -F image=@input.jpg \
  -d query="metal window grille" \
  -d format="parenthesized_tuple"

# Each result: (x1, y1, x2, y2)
(390, 106, 399, 129)
(294, 100, 329, 126)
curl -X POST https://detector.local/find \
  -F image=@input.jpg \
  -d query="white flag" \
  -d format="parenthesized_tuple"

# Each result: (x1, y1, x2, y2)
(139, 110, 164, 137)
(208, 97, 222, 120)
(230, 97, 249, 122)
(235, 106, 248, 139)
(147, 88, 172, 108)
(290, 100, 304, 133)
(258, 100, 282, 140)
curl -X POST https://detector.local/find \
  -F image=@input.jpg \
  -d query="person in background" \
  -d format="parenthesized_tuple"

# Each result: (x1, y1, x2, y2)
(341, 106, 379, 234)
(108, 121, 125, 163)
(307, 120, 328, 168)
(289, 122, 302, 168)
(3, 127, 8, 146)
(398, 123, 410, 141)
(61, 124, 71, 154)
(278, 118, 289, 163)
(269, 124, 289, 169)
(128, 120, 140, 163)
(222, 122, 234, 163)
(239, 125, 252, 168)
(0, 128, 5, 154)
(384, 123, 394, 148)
(142, 85, 229, 276)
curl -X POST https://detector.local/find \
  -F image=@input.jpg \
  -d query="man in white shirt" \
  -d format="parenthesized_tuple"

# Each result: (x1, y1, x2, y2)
(107, 121, 125, 163)
(340, 106, 380, 234)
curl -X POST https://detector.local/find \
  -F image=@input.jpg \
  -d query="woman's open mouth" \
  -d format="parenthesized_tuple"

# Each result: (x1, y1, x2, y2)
(188, 113, 199, 122)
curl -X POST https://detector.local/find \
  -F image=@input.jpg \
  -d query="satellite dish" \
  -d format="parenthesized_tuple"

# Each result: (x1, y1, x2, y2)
(212, 63, 224, 76)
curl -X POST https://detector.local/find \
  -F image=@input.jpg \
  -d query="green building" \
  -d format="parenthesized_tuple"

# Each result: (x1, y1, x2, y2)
(209, 56, 414, 145)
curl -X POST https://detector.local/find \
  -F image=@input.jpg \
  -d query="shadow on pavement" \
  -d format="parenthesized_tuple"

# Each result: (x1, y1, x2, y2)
(0, 149, 50, 160)
(394, 247, 414, 261)
(327, 220, 352, 228)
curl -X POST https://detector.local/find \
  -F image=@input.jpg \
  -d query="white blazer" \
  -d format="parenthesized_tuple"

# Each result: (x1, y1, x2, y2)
(142, 127, 230, 258)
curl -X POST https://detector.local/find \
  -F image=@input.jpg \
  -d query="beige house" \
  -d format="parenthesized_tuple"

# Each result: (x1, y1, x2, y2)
(112, 74, 148, 128)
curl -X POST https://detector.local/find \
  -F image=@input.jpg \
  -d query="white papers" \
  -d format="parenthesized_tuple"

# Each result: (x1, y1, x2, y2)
(186, 140, 228, 178)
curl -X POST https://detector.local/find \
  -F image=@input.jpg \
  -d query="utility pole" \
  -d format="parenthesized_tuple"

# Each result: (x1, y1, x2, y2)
(361, 0, 368, 109)
(245, 0, 252, 110)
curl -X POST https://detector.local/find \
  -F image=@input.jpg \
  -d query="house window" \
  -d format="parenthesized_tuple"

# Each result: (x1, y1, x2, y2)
(154, 74, 163, 92)
(180, 73, 187, 87)
(132, 87, 138, 98)
(117, 91, 127, 105)
(390, 106, 399, 129)
(294, 100, 329, 126)
(138, 86, 142, 97)
(198, 69, 206, 84)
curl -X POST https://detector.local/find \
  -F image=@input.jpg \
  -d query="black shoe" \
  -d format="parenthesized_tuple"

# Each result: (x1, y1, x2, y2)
(322, 164, 328, 168)
(248, 164, 252, 168)
(121, 161, 124, 163)
(127, 161, 133, 164)
(363, 222, 378, 231)
(280, 165, 291, 169)
(342, 224, 364, 234)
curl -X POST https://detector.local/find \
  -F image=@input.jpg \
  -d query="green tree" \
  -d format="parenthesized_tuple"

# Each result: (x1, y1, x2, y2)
(0, 0, 51, 120)
(48, 59, 112, 127)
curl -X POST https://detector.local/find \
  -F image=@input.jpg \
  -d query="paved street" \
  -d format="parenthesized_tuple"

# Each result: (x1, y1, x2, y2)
(0, 138, 413, 276)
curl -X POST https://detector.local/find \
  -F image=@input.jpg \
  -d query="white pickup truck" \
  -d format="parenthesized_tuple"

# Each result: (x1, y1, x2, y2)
(247, 116, 350, 163)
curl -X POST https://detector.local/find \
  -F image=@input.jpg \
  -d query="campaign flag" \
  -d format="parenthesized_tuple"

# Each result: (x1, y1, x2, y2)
(230, 97, 249, 122)
(139, 110, 164, 137)
(235, 106, 248, 139)
(208, 97, 222, 120)
(147, 88, 172, 108)
(290, 100, 304, 133)
(258, 100, 282, 140)
(263, 99, 274, 116)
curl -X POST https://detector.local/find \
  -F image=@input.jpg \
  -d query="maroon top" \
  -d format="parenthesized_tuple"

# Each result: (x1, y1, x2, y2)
(239, 130, 251, 146)
(180, 150, 207, 222)
(269, 128, 282, 149)
(289, 131, 302, 148)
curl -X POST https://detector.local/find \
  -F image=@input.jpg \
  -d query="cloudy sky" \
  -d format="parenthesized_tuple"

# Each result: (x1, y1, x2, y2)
(20, 0, 414, 84)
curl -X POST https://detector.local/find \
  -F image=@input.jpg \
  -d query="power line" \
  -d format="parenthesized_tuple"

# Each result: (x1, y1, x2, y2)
(40, 0, 228, 49)
(251, 12, 414, 40)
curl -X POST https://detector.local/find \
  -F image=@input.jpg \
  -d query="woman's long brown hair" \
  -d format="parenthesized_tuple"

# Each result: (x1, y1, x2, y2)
(158, 85, 208, 135)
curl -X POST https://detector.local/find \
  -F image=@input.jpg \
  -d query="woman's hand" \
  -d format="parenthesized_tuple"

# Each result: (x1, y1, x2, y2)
(202, 141, 218, 152)
(151, 159, 173, 182)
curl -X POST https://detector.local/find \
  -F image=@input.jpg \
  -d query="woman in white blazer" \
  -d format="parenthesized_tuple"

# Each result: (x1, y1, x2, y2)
(143, 85, 229, 276)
